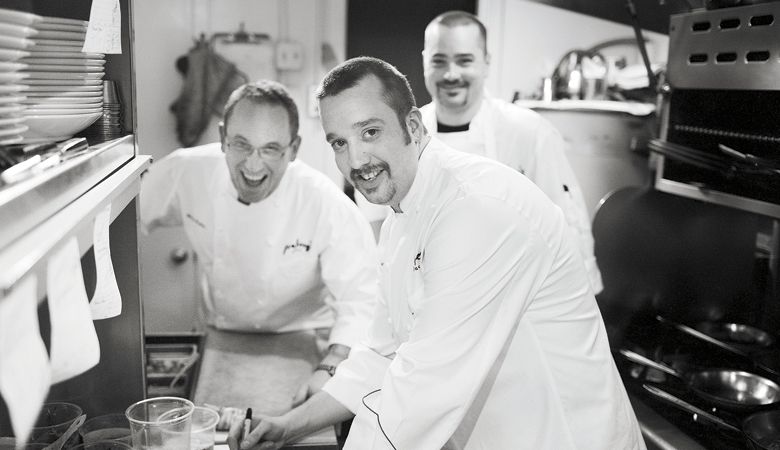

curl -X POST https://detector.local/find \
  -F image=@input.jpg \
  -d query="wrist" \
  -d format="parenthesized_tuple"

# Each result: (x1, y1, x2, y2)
(315, 363, 337, 377)
(327, 344, 351, 359)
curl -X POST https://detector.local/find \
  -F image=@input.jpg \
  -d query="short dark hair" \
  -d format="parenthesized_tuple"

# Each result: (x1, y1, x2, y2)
(316, 56, 416, 144)
(427, 11, 487, 53)
(223, 80, 299, 141)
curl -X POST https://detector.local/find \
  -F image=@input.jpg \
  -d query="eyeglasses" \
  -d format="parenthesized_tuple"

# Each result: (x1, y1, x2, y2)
(226, 139, 293, 161)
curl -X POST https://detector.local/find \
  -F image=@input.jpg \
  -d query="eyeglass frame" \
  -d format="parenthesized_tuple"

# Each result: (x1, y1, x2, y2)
(219, 120, 299, 162)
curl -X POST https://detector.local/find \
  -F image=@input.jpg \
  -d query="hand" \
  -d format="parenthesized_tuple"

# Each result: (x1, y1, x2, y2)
(291, 370, 331, 407)
(227, 414, 289, 450)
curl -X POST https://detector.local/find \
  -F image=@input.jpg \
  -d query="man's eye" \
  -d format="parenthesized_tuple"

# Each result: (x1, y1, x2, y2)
(231, 141, 251, 152)
(363, 128, 380, 140)
(330, 140, 346, 152)
(430, 59, 447, 67)
(457, 58, 474, 66)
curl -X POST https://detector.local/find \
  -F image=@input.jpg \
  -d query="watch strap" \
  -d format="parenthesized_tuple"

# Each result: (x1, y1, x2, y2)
(315, 364, 337, 376)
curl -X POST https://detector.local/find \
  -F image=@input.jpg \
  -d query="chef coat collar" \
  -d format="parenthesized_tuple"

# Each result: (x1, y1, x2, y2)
(397, 138, 437, 214)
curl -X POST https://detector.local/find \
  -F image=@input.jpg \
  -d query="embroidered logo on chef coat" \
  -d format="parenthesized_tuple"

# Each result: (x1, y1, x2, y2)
(413, 251, 423, 271)
(283, 239, 312, 255)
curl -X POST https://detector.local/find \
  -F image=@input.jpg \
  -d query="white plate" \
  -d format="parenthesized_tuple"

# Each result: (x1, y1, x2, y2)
(0, 22, 36, 37)
(0, 95, 25, 104)
(23, 84, 102, 93)
(0, 134, 23, 145)
(39, 17, 88, 27)
(0, 123, 27, 137)
(0, 104, 24, 115)
(0, 115, 24, 127)
(25, 51, 104, 59)
(24, 101, 101, 108)
(24, 71, 103, 80)
(25, 80, 103, 87)
(33, 29, 86, 40)
(25, 107, 101, 115)
(23, 96, 100, 104)
(0, 61, 26, 72)
(0, 35, 31, 50)
(22, 64, 104, 73)
(22, 111, 101, 139)
(21, 57, 105, 65)
(0, 72, 27, 83)
(0, 9, 42, 26)
(0, 84, 24, 94)
(34, 22, 88, 32)
(30, 39, 83, 47)
(0, 48, 29, 62)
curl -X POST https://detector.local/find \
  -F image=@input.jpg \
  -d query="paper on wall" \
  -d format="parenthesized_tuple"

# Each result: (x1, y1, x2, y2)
(90, 204, 122, 320)
(46, 238, 101, 384)
(83, 0, 122, 54)
(0, 275, 50, 444)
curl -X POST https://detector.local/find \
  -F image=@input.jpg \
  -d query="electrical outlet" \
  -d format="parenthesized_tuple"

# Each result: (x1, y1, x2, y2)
(276, 40, 304, 71)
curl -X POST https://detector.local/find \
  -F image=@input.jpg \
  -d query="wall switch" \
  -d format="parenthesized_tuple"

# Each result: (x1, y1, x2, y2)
(276, 40, 304, 71)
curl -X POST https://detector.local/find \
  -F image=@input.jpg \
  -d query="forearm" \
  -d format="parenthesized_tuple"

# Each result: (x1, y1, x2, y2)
(283, 390, 354, 442)
(319, 343, 350, 367)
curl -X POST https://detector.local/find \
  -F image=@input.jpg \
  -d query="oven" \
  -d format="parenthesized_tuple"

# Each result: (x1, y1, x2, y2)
(593, 3, 780, 449)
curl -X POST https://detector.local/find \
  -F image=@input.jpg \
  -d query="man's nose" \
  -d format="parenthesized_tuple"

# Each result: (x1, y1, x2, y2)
(347, 144, 369, 169)
(245, 150, 264, 171)
(443, 63, 461, 81)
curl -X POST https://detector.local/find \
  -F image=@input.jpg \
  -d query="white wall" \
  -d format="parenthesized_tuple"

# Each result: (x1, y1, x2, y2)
(132, 0, 346, 184)
(479, 0, 669, 101)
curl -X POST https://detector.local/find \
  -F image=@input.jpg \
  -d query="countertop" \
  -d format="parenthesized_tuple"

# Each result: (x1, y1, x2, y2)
(193, 329, 339, 449)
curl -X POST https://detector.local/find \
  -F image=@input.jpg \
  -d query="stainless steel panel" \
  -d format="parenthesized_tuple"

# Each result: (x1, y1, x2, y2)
(0, 136, 135, 252)
(668, 2, 780, 90)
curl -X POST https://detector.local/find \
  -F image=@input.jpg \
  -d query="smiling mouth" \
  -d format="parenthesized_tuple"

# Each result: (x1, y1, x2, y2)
(242, 172, 267, 187)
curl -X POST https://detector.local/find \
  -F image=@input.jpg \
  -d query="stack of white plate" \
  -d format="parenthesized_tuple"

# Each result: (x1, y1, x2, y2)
(0, 8, 36, 146)
(19, 15, 103, 143)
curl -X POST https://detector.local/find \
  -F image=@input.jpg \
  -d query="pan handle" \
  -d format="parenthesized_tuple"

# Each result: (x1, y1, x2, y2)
(656, 315, 750, 358)
(619, 349, 683, 379)
(642, 384, 742, 434)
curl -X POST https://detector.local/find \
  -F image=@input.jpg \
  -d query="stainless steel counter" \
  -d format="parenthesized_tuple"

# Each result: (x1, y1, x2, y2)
(193, 329, 339, 449)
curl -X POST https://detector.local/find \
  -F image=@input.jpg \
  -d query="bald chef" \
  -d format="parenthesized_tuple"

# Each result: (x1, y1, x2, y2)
(140, 80, 379, 405)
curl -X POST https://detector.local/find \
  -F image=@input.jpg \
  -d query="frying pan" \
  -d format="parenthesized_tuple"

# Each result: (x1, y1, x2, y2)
(643, 384, 780, 450)
(620, 349, 780, 410)
(696, 321, 775, 348)
(657, 315, 780, 377)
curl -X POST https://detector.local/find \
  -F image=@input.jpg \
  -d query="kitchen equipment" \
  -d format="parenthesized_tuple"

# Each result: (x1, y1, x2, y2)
(643, 384, 780, 450)
(657, 315, 780, 377)
(550, 49, 609, 100)
(29, 402, 83, 446)
(125, 396, 194, 450)
(656, 1, 780, 218)
(619, 348, 780, 409)
(696, 321, 775, 348)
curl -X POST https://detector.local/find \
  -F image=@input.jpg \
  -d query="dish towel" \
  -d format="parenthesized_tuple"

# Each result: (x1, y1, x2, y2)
(171, 38, 248, 147)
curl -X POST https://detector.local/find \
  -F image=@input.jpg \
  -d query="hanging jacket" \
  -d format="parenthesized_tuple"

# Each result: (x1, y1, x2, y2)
(170, 38, 248, 147)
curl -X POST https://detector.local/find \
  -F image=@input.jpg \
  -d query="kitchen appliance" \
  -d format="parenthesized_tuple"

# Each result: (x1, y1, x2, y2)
(550, 49, 609, 100)
(654, 1, 780, 218)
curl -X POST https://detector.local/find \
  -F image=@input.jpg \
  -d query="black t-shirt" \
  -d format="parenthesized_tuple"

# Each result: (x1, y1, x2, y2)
(437, 122, 470, 133)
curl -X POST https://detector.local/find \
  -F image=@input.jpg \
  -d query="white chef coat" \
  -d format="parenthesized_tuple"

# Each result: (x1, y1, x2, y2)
(420, 95, 603, 294)
(323, 138, 643, 450)
(139, 143, 378, 348)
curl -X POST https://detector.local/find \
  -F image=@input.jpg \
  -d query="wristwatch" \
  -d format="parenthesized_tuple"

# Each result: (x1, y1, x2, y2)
(315, 364, 337, 377)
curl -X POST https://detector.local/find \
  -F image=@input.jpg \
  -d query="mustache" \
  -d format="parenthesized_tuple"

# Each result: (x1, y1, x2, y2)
(350, 162, 389, 183)
(438, 80, 467, 89)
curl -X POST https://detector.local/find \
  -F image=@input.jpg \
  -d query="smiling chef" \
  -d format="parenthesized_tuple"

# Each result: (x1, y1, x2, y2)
(139, 80, 379, 405)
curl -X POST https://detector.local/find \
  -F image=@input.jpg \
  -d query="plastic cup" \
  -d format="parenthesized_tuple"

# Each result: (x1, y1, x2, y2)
(125, 397, 194, 450)
(70, 441, 133, 449)
(79, 413, 132, 444)
(188, 407, 219, 450)
(29, 402, 83, 446)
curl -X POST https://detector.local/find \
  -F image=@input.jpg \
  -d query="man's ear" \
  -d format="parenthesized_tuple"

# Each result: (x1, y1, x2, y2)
(288, 135, 301, 161)
(218, 121, 227, 153)
(407, 108, 424, 142)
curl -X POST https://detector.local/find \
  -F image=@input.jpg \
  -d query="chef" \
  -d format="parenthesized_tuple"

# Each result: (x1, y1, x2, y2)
(140, 80, 379, 405)
(229, 58, 644, 450)
(419, 11, 602, 293)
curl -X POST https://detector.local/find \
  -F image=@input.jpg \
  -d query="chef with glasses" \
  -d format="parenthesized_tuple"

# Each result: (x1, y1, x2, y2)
(140, 80, 379, 405)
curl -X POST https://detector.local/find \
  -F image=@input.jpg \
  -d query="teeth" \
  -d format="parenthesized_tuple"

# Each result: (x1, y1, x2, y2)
(243, 173, 264, 181)
(360, 169, 380, 180)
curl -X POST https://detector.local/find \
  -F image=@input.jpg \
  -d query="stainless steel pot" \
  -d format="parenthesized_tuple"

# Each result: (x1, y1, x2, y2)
(643, 384, 780, 450)
(620, 349, 780, 410)
(551, 50, 608, 100)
